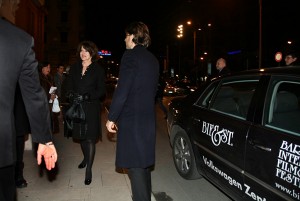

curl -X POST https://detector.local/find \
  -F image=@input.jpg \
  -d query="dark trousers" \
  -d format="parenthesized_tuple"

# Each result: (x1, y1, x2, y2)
(15, 135, 25, 182)
(128, 168, 152, 201)
(0, 165, 16, 201)
(52, 112, 60, 134)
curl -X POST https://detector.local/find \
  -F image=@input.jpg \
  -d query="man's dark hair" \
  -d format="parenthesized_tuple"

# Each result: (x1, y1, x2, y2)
(285, 50, 298, 58)
(125, 21, 151, 48)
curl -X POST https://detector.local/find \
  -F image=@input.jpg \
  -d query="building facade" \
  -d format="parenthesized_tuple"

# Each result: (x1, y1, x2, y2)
(43, 0, 85, 66)
(15, 0, 46, 61)
(12, 0, 85, 67)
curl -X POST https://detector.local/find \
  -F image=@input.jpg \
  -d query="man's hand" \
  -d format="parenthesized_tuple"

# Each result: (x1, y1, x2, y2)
(37, 143, 58, 170)
(106, 120, 118, 133)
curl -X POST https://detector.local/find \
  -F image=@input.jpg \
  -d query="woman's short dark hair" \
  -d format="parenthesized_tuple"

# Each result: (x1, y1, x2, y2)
(38, 61, 50, 72)
(125, 21, 151, 48)
(77, 41, 99, 62)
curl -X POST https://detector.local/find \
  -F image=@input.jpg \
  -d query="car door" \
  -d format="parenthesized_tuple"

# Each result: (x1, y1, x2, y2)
(245, 76, 300, 201)
(190, 76, 259, 199)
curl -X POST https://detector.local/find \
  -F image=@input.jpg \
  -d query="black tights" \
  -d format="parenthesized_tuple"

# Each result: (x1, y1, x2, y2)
(80, 139, 95, 179)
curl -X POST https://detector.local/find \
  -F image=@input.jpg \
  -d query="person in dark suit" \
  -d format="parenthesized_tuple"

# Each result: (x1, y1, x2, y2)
(216, 57, 231, 76)
(106, 21, 159, 201)
(53, 64, 66, 99)
(0, 2, 58, 200)
(63, 40, 106, 185)
(14, 84, 31, 188)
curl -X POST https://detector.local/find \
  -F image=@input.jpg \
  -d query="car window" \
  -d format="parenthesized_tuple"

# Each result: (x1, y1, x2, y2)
(265, 80, 300, 136)
(210, 80, 258, 119)
(195, 81, 218, 108)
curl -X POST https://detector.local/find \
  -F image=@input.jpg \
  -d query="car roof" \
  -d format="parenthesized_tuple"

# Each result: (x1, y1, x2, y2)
(229, 66, 300, 77)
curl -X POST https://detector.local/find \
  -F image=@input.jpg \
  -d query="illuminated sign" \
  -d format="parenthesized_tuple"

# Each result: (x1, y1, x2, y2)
(275, 52, 282, 62)
(227, 50, 241, 55)
(98, 50, 111, 56)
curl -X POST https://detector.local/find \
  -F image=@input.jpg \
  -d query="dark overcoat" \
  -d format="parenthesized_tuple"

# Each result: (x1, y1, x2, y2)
(14, 84, 31, 136)
(64, 61, 106, 140)
(218, 67, 231, 76)
(108, 45, 159, 168)
(0, 18, 53, 167)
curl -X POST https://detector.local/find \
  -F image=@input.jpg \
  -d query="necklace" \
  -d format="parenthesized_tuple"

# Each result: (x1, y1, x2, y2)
(81, 62, 91, 76)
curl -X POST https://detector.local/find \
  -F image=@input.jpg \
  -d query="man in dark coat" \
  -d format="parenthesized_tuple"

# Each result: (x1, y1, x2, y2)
(106, 22, 159, 201)
(0, 2, 58, 199)
(216, 57, 231, 76)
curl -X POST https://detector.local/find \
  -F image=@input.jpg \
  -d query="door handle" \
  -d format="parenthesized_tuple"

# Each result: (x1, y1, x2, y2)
(249, 140, 272, 152)
(193, 118, 201, 123)
(253, 144, 272, 152)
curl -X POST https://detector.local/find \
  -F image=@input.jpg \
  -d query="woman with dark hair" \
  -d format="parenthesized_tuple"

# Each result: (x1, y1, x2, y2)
(106, 22, 159, 201)
(64, 41, 106, 185)
(38, 61, 60, 134)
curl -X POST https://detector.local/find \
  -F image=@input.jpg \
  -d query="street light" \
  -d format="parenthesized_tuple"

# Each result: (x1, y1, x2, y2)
(176, 25, 184, 78)
(259, 0, 262, 69)
(187, 21, 197, 65)
(177, 21, 210, 84)
(188, 21, 206, 85)
(177, 25, 183, 38)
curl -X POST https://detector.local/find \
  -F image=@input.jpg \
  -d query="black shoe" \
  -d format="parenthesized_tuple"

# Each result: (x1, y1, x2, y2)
(84, 168, 92, 185)
(16, 179, 28, 188)
(78, 162, 86, 169)
(84, 179, 92, 185)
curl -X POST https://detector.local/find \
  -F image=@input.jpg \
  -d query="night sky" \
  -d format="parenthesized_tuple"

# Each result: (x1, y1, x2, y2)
(83, 0, 299, 69)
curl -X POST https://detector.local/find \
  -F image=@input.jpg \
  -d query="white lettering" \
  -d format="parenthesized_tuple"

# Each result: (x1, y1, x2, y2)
(280, 140, 300, 155)
(278, 149, 300, 166)
(277, 141, 300, 188)
(244, 184, 266, 201)
(202, 121, 234, 147)
(203, 156, 269, 200)
(202, 156, 242, 190)
(202, 121, 219, 137)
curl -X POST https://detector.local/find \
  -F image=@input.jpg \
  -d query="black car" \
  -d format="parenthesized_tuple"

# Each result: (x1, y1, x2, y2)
(167, 66, 300, 201)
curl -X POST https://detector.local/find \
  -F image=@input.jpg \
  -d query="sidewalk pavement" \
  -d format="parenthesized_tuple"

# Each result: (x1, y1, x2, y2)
(17, 110, 156, 201)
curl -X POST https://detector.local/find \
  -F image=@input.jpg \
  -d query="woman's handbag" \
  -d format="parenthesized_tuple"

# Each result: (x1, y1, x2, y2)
(62, 105, 73, 138)
(65, 94, 86, 130)
(52, 96, 61, 113)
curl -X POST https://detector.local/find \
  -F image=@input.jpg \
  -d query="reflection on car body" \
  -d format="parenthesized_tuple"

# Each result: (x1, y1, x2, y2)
(173, 80, 197, 96)
(164, 79, 197, 96)
(167, 66, 300, 201)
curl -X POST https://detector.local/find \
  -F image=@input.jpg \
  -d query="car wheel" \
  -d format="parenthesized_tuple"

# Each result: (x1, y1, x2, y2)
(172, 131, 201, 180)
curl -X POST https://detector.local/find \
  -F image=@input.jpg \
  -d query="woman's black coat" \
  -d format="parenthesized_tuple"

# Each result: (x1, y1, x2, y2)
(64, 61, 106, 140)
